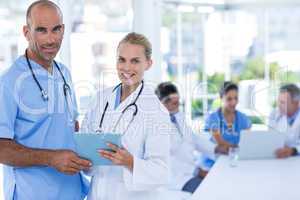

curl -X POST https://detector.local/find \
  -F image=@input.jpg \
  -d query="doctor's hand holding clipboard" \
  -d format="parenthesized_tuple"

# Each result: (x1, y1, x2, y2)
(99, 142, 134, 170)
(79, 32, 172, 200)
(74, 133, 133, 170)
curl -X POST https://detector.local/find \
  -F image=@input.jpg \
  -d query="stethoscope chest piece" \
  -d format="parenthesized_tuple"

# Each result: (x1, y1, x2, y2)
(41, 90, 49, 101)
(96, 81, 144, 135)
(25, 49, 74, 123)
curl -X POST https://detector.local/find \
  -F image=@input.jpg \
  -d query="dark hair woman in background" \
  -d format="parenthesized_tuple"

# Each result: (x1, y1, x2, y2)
(200, 81, 252, 175)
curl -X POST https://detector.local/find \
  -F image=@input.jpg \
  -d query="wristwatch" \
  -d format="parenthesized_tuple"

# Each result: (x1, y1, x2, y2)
(292, 147, 298, 156)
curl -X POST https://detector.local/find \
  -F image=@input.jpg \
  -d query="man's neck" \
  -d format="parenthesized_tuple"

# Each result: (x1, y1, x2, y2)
(26, 49, 53, 74)
(287, 107, 300, 118)
(170, 110, 179, 115)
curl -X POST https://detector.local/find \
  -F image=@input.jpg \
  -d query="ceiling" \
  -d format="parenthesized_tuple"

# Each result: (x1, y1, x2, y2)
(163, 0, 300, 7)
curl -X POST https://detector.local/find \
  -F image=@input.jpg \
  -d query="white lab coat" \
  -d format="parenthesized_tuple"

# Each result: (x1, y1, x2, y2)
(81, 82, 171, 200)
(268, 108, 300, 153)
(169, 112, 216, 190)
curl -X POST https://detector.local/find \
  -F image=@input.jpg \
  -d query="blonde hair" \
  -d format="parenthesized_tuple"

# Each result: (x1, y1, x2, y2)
(118, 32, 152, 60)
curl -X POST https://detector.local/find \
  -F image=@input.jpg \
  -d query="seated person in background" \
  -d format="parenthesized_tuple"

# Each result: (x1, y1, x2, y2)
(155, 82, 223, 194)
(269, 84, 300, 158)
(200, 81, 252, 174)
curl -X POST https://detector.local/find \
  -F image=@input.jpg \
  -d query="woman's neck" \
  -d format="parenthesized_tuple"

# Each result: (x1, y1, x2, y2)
(222, 107, 234, 114)
(222, 107, 235, 123)
(120, 82, 141, 102)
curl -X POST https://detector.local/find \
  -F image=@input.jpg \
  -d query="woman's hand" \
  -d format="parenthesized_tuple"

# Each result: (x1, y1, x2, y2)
(98, 143, 134, 171)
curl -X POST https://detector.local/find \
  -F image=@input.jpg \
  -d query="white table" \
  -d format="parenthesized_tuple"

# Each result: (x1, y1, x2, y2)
(190, 156, 300, 200)
(158, 190, 191, 200)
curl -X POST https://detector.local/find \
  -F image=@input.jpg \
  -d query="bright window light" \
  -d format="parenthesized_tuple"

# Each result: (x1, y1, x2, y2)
(178, 5, 195, 12)
(197, 6, 215, 13)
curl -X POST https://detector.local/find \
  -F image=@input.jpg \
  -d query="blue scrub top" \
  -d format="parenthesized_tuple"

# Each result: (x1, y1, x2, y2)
(114, 85, 121, 110)
(0, 56, 88, 200)
(202, 108, 252, 169)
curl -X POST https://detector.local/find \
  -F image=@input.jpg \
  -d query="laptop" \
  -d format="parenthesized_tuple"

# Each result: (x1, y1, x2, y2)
(238, 130, 285, 160)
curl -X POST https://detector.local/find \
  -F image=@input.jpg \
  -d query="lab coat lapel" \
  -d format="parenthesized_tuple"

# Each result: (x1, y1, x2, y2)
(114, 83, 143, 113)
(101, 83, 142, 135)
(277, 115, 288, 133)
(292, 112, 300, 130)
(286, 112, 300, 144)
(100, 90, 122, 133)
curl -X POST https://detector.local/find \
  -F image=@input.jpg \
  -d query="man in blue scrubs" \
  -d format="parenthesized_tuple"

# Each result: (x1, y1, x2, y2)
(0, 1, 91, 199)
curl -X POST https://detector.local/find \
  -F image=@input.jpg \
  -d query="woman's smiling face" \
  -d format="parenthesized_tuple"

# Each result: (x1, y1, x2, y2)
(116, 42, 152, 87)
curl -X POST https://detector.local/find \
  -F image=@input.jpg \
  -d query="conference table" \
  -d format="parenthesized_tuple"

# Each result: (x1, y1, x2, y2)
(1, 157, 300, 200)
(190, 156, 300, 200)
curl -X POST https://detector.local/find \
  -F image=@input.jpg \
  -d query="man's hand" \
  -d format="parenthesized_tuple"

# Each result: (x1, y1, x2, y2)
(49, 150, 92, 175)
(98, 143, 134, 171)
(275, 147, 296, 159)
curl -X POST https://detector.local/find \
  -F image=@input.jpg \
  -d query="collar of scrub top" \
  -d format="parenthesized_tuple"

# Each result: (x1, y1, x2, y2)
(114, 85, 122, 110)
(25, 49, 75, 123)
(25, 49, 71, 101)
(217, 108, 239, 136)
(96, 80, 144, 134)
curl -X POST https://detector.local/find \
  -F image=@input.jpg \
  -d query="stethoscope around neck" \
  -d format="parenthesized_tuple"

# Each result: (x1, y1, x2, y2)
(96, 80, 144, 135)
(25, 49, 71, 101)
(218, 108, 238, 136)
(25, 49, 74, 123)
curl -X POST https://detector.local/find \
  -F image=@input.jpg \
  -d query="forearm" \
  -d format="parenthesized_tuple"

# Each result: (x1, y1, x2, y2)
(126, 156, 134, 172)
(212, 131, 234, 147)
(212, 131, 225, 145)
(0, 139, 53, 167)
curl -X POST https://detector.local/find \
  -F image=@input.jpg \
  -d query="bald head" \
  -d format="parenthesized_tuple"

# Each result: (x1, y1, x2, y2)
(26, 0, 63, 26)
(23, 0, 65, 69)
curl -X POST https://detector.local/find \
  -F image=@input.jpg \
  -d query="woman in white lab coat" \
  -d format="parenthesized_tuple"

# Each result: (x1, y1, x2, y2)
(81, 32, 171, 200)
